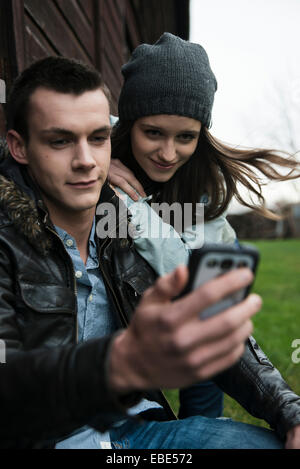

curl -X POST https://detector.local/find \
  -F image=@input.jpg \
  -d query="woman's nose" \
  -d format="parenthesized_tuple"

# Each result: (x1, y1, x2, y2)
(158, 140, 176, 162)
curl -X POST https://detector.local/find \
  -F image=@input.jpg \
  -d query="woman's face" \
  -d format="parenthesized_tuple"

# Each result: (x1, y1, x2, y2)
(130, 115, 201, 182)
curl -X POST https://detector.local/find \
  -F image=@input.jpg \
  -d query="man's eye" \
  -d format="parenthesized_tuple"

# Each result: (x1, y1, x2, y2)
(50, 139, 70, 147)
(90, 136, 106, 144)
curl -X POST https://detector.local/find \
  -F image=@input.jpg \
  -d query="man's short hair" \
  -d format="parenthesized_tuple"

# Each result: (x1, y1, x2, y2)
(6, 56, 111, 142)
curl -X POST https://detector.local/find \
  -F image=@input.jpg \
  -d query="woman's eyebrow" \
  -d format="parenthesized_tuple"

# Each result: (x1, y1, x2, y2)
(140, 124, 200, 134)
(140, 124, 161, 129)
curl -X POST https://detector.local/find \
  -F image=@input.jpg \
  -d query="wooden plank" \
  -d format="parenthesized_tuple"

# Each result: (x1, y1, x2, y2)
(102, 1, 124, 65)
(105, 0, 124, 41)
(174, 0, 189, 39)
(77, 0, 94, 26)
(126, 0, 141, 50)
(24, 14, 57, 66)
(54, 0, 95, 60)
(135, 0, 152, 43)
(101, 47, 122, 99)
(94, 0, 104, 70)
(24, 0, 91, 63)
(11, 0, 26, 72)
(113, 0, 125, 18)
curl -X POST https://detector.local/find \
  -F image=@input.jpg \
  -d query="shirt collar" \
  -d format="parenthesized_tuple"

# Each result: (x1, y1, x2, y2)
(55, 218, 97, 250)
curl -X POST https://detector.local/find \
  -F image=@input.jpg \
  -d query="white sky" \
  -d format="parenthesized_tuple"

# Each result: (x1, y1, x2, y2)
(190, 0, 300, 213)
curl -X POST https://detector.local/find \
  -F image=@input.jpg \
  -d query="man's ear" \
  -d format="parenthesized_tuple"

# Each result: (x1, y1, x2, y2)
(6, 130, 29, 165)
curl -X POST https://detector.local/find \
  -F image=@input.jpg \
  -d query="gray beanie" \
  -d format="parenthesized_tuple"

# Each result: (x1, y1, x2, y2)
(118, 32, 217, 128)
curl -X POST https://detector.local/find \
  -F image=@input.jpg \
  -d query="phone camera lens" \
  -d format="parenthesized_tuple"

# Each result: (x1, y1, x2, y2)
(220, 259, 233, 270)
(237, 261, 248, 268)
(206, 259, 218, 268)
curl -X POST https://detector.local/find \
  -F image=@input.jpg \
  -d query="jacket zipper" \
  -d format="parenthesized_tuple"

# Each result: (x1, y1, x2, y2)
(43, 204, 176, 419)
(97, 238, 128, 327)
(98, 239, 178, 420)
(45, 225, 79, 343)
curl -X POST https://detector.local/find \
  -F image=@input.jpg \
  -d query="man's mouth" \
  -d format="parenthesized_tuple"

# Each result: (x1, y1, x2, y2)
(67, 180, 98, 188)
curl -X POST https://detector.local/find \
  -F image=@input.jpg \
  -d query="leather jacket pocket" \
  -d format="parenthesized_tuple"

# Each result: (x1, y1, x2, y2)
(19, 282, 76, 314)
(124, 274, 150, 296)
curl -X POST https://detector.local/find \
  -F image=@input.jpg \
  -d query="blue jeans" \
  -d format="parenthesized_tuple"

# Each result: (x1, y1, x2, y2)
(179, 381, 224, 418)
(109, 415, 283, 449)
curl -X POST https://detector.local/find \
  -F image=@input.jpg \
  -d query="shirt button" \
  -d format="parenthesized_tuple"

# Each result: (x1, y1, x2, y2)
(66, 239, 73, 247)
(75, 270, 82, 279)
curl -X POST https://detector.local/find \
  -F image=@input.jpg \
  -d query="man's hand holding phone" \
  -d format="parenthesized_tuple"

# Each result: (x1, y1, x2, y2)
(109, 262, 261, 393)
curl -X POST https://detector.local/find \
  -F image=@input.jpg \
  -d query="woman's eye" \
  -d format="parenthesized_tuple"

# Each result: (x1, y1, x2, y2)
(178, 134, 195, 142)
(145, 129, 161, 138)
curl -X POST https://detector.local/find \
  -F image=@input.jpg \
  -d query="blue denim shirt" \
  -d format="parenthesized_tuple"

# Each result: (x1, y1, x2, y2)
(55, 219, 161, 449)
(55, 220, 119, 341)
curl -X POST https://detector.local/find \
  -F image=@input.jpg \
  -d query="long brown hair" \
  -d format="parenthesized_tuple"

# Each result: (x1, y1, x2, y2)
(111, 120, 300, 222)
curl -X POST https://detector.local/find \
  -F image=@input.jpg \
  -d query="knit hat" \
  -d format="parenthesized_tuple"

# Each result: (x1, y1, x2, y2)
(118, 32, 217, 128)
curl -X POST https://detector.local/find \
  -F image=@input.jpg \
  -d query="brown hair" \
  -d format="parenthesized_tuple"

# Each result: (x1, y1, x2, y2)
(111, 121, 300, 222)
(6, 56, 111, 143)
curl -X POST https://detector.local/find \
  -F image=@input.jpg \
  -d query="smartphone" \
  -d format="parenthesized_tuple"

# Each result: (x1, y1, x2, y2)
(182, 244, 260, 319)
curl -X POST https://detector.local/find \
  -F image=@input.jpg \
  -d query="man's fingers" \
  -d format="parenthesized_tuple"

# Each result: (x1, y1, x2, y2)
(167, 298, 256, 355)
(206, 293, 261, 333)
(188, 318, 253, 367)
(172, 268, 254, 323)
(193, 343, 246, 382)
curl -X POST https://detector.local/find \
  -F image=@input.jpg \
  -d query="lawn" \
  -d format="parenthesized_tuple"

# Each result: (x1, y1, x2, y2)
(164, 239, 300, 428)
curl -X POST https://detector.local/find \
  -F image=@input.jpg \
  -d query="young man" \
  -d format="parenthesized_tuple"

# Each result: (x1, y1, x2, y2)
(0, 57, 299, 449)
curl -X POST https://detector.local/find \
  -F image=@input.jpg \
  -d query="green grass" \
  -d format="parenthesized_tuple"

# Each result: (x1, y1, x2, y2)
(164, 239, 300, 427)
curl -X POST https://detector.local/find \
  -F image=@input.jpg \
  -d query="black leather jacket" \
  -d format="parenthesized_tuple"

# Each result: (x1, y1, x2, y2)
(0, 143, 299, 448)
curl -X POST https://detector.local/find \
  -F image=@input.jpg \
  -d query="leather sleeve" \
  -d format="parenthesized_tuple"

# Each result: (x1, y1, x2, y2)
(214, 336, 300, 440)
(0, 243, 142, 444)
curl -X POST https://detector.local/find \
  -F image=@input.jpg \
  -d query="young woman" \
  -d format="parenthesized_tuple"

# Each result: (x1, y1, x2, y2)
(108, 33, 300, 419)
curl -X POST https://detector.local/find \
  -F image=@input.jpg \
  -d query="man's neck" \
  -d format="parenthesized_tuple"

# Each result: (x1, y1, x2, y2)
(48, 205, 96, 265)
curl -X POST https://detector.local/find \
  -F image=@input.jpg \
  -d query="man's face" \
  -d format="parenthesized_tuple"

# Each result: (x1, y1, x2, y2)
(24, 87, 111, 219)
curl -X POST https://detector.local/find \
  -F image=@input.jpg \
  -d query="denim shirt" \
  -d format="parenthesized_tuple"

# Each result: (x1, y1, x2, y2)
(55, 219, 161, 449)
(55, 220, 119, 341)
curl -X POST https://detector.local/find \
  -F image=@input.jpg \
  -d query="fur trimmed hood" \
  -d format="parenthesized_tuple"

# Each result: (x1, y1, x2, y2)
(0, 138, 52, 254)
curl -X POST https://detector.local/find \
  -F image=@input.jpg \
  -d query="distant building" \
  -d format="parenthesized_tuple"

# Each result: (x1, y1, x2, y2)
(276, 203, 300, 238)
(228, 203, 300, 239)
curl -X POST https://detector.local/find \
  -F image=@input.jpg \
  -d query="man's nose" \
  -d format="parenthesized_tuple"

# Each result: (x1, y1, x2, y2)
(158, 140, 177, 162)
(72, 142, 96, 169)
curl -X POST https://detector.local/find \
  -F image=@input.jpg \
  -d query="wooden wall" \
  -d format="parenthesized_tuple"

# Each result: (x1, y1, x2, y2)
(0, 0, 189, 134)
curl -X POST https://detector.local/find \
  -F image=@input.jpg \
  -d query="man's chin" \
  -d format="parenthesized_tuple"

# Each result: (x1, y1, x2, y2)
(60, 197, 100, 214)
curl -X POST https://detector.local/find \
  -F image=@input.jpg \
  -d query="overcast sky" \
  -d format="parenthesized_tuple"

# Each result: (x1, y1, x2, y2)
(190, 0, 300, 213)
